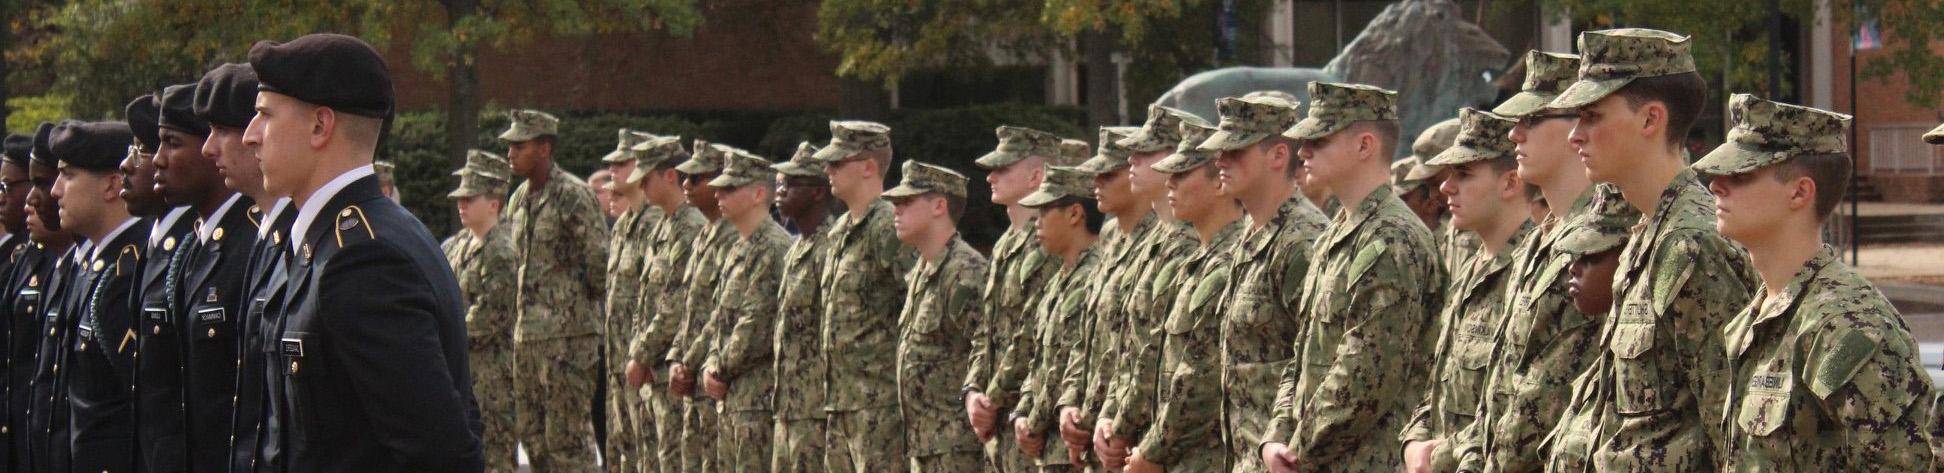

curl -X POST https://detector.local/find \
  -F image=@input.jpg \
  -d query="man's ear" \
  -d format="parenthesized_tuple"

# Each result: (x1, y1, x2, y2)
(311, 106, 336, 149)
(1790, 175, 1817, 213)
(1497, 168, 1524, 200)
(1638, 101, 1667, 142)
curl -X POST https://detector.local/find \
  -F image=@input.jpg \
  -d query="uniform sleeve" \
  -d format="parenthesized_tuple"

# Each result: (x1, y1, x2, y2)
(709, 248, 783, 382)
(964, 268, 999, 392)
(572, 190, 611, 313)
(1105, 257, 1186, 433)
(1023, 285, 1090, 432)
(1055, 285, 1106, 410)
(1812, 324, 1935, 470)
(319, 241, 478, 467)
(1290, 248, 1432, 466)
(1400, 298, 1462, 445)
(629, 240, 690, 369)
(468, 241, 519, 354)
(1134, 271, 1227, 465)
(986, 292, 1043, 409)
(1659, 235, 1753, 454)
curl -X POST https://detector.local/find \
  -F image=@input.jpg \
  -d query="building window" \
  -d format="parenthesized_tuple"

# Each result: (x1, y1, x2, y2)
(1870, 124, 1943, 174)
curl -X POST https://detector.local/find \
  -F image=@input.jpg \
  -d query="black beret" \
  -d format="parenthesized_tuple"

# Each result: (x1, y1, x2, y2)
(194, 63, 259, 129)
(51, 121, 134, 172)
(125, 95, 160, 153)
(158, 83, 210, 138)
(2, 134, 29, 166)
(31, 122, 61, 168)
(249, 34, 393, 119)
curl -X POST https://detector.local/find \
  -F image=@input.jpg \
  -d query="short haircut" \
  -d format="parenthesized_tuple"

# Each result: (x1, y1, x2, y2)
(1770, 153, 1850, 221)
(1254, 135, 1302, 178)
(861, 148, 892, 174)
(943, 193, 965, 223)
(1615, 72, 1707, 149)
(1046, 195, 1105, 233)
(1483, 155, 1518, 173)
(1351, 120, 1399, 158)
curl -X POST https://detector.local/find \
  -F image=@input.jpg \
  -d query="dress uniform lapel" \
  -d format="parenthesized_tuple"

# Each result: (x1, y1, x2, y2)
(180, 196, 256, 306)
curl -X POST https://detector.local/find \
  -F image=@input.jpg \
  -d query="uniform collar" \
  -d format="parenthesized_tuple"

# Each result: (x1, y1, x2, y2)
(292, 165, 375, 253)
(197, 193, 244, 243)
(89, 216, 140, 261)
(258, 198, 292, 239)
(149, 206, 191, 248)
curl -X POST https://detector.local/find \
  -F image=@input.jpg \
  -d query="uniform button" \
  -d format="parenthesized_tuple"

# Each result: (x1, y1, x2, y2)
(290, 361, 299, 373)
(208, 328, 216, 338)
(152, 326, 160, 335)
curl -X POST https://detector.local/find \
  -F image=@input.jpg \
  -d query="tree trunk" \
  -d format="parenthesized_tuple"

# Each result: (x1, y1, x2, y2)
(1082, 29, 1123, 129)
(837, 76, 891, 121)
(444, 0, 482, 169)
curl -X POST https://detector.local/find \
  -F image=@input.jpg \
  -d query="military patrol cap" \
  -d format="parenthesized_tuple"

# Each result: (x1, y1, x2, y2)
(1019, 165, 1096, 208)
(448, 150, 512, 199)
(1198, 95, 1302, 151)
(1557, 188, 1639, 254)
(52, 121, 135, 172)
(1149, 116, 1220, 174)
(125, 95, 161, 154)
(2, 134, 30, 167)
(883, 161, 968, 199)
(1118, 104, 1194, 153)
(249, 33, 394, 119)
(1056, 139, 1092, 167)
(602, 129, 656, 163)
(157, 84, 209, 139)
(626, 136, 690, 185)
(1495, 51, 1582, 116)
(498, 109, 559, 142)
(1408, 117, 1462, 164)
(1692, 94, 1852, 176)
(676, 139, 727, 175)
(1392, 157, 1428, 193)
(773, 141, 827, 177)
(810, 121, 892, 163)
(1927, 123, 1944, 144)
(31, 122, 59, 168)
(1427, 108, 1518, 166)
(1548, 28, 1697, 110)
(975, 126, 1063, 169)
(707, 151, 776, 188)
(1282, 82, 1399, 140)
(1077, 126, 1140, 174)
(193, 63, 259, 129)
(1242, 89, 1301, 103)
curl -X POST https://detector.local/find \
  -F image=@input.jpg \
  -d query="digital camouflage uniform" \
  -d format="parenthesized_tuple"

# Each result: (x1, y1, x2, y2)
(446, 150, 518, 472)
(615, 135, 692, 472)
(1452, 50, 1593, 473)
(1056, 126, 1148, 472)
(1400, 108, 1530, 473)
(1010, 166, 1105, 471)
(1269, 82, 1446, 471)
(772, 143, 832, 473)
(598, 130, 659, 473)
(500, 110, 611, 472)
(1695, 95, 1933, 471)
(809, 121, 919, 473)
(1539, 30, 1756, 473)
(970, 125, 1065, 473)
(694, 152, 789, 473)
(1194, 95, 1331, 472)
(888, 161, 989, 473)
(666, 143, 738, 473)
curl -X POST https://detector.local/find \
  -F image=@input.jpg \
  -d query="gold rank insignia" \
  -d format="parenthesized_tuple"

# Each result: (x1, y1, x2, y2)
(163, 237, 176, 251)
(273, 232, 283, 245)
(214, 228, 225, 241)
(28, 275, 37, 287)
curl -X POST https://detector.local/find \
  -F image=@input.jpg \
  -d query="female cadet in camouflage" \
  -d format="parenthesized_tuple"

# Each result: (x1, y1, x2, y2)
(698, 152, 791, 473)
(623, 136, 705, 473)
(598, 129, 659, 472)
(886, 161, 989, 472)
(770, 143, 838, 473)
(447, 150, 519, 472)
(964, 125, 1063, 473)
(1400, 108, 1533, 473)
(1009, 165, 1105, 472)
(1699, 95, 1933, 470)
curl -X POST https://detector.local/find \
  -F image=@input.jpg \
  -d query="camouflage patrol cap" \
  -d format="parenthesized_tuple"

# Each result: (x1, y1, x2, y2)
(1056, 139, 1092, 167)
(624, 136, 689, 185)
(1548, 28, 1697, 110)
(773, 141, 827, 177)
(373, 160, 396, 182)
(1392, 157, 1428, 193)
(1018, 165, 1096, 208)
(1427, 108, 1518, 166)
(975, 126, 1063, 169)
(1077, 126, 1140, 174)
(707, 151, 776, 188)
(498, 109, 560, 142)
(810, 121, 892, 163)
(1556, 187, 1639, 254)
(676, 139, 726, 175)
(602, 129, 657, 163)
(1408, 118, 1463, 164)
(1927, 123, 1944, 144)
(448, 149, 511, 199)
(1494, 51, 1582, 116)
(1692, 94, 1852, 176)
(1282, 82, 1399, 140)
(1117, 104, 1194, 153)
(883, 160, 968, 199)
(1149, 115, 1220, 174)
(1198, 95, 1302, 152)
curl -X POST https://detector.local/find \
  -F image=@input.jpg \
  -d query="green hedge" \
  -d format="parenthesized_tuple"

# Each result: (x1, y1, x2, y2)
(386, 103, 1086, 247)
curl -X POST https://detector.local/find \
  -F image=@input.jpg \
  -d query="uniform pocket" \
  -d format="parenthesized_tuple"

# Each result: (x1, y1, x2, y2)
(1736, 375, 1793, 436)
(1610, 320, 1670, 414)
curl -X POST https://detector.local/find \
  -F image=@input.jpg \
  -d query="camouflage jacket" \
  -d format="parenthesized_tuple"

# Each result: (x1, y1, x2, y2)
(1269, 184, 1445, 469)
(627, 204, 707, 383)
(1453, 190, 1602, 473)
(699, 220, 789, 412)
(605, 206, 661, 378)
(1060, 213, 1176, 426)
(819, 199, 917, 411)
(972, 222, 1059, 409)
(897, 236, 988, 456)
(1098, 221, 1198, 434)
(669, 218, 738, 369)
(773, 227, 833, 420)
(450, 225, 518, 366)
(1544, 170, 1754, 472)
(1718, 247, 1932, 471)
(1134, 220, 1246, 469)
(1401, 221, 1532, 471)
(1012, 245, 1102, 465)
(1221, 196, 1328, 465)
(505, 165, 610, 341)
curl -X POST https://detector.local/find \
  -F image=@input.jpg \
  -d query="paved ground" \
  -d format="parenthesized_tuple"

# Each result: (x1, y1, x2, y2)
(1850, 242, 1944, 341)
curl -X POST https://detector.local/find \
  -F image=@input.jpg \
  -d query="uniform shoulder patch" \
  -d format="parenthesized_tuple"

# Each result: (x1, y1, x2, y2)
(115, 244, 141, 277)
(1808, 327, 1880, 399)
(1347, 241, 1388, 284)
(333, 205, 377, 247)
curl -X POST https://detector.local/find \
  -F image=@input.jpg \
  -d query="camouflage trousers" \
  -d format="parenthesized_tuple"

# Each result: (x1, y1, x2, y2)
(772, 417, 825, 473)
(910, 451, 986, 473)
(984, 425, 1035, 472)
(603, 369, 637, 473)
(679, 396, 718, 472)
(717, 410, 772, 472)
(825, 407, 906, 473)
(473, 348, 518, 473)
(645, 386, 680, 473)
(512, 336, 599, 472)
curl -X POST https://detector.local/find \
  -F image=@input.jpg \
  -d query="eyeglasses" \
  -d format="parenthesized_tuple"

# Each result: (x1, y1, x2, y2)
(1519, 112, 1578, 128)
(0, 179, 27, 193)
